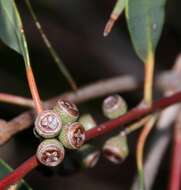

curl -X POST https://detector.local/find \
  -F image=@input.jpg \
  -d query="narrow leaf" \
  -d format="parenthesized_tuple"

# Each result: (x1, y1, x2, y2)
(24, 0, 77, 91)
(0, 0, 30, 67)
(104, 0, 126, 36)
(0, 159, 32, 190)
(125, 0, 166, 63)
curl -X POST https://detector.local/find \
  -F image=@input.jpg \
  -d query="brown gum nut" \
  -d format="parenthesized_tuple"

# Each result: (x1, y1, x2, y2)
(34, 110, 62, 138)
(36, 139, 65, 167)
(59, 122, 85, 149)
(53, 99, 79, 125)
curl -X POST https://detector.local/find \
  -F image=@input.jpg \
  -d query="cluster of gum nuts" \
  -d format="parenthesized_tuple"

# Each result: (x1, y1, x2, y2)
(34, 94, 129, 168)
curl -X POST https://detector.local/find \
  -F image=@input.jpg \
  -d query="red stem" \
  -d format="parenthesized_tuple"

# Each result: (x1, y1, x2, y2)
(0, 156, 38, 190)
(1, 91, 181, 189)
(86, 91, 181, 140)
(168, 117, 181, 190)
(26, 67, 43, 113)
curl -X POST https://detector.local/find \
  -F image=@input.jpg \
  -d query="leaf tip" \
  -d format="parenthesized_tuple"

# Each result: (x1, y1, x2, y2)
(103, 18, 115, 37)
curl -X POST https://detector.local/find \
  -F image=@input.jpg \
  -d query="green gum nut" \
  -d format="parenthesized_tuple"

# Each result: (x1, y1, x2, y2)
(58, 122, 85, 150)
(79, 114, 97, 131)
(77, 144, 101, 168)
(102, 94, 127, 119)
(53, 99, 79, 125)
(103, 134, 129, 164)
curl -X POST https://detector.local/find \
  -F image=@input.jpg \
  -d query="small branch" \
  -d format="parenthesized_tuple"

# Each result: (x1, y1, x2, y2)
(168, 110, 181, 190)
(144, 53, 155, 106)
(0, 75, 138, 145)
(26, 67, 43, 113)
(132, 55, 181, 190)
(0, 93, 33, 108)
(1, 91, 181, 189)
(86, 91, 181, 140)
(131, 104, 181, 190)
(168, 55, 181, 190)
(137, 51, 155, 189)
(18, 20, 43, 114)
(136, 115, 157, 190)
(123, 115, 150, 135)
(0, 156, 38, 190)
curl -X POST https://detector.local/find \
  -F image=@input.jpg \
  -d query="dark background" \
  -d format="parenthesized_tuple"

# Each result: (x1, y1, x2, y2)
(0, 0, 181, 189)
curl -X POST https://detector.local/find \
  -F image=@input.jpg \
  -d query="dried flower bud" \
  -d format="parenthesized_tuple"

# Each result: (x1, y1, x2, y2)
(34, 110, 62, 138)
(36, 139, 65, 167)
(103, 134, 129, 164)
(79, 114, 97, 131)
(102, 94, 127, 119)
(58, 122, 85, 149)
(53, 99, 79, 125)
(77, 144, 101, 168)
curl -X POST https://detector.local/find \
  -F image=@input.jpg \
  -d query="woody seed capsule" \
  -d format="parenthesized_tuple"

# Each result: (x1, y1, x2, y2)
(102, 94, 127, 119)
(77, 144, 101, 168)
(36, 139, 65, 167)
(53, 99, 79, 125)
(103, 134, 129, 164)
(34, 110, 62, 138)
(58, 122, 85, 149)
(79, 114, 97, 131)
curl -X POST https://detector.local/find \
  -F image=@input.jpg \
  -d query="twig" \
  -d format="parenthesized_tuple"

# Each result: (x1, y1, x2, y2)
(86, 91, 181, 140)
(0, 156, 38, 190)
(132, 55, 181, 190)
(0, 93, 33, 108)
(168, 55, 181, 190)
(1, 91, 181, 189)
(131, 104, 181, 190)
(137, 45, 155, 189)
(0, 75, 139, 145)
(144, 53, 155, 106)
(168, 110, 181, 190)
(136, 115, 157, 190)
(26, 67, 43, 113)
(16, 8, 43, 114)
(123, 115, 151, 135)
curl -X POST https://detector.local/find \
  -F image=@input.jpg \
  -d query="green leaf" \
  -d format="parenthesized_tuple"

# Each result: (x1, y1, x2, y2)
(0, 159, 32, 190)
(125, 0, 166, 63)
(113, 0, 126, 17)
(0, 0, 30, 66)
(104, 0, 126, 36)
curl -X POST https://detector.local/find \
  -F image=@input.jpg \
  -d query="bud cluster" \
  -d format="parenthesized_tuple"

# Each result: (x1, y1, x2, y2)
(34, 94, 129, 168)
(34, 99, 85, 167)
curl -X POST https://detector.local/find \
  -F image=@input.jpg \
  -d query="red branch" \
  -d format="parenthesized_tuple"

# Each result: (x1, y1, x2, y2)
(168, 115, 181, 190)
(86, 91, 181, 140)
(0, 156, 38, 189)
(1, 91, 181, 189)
